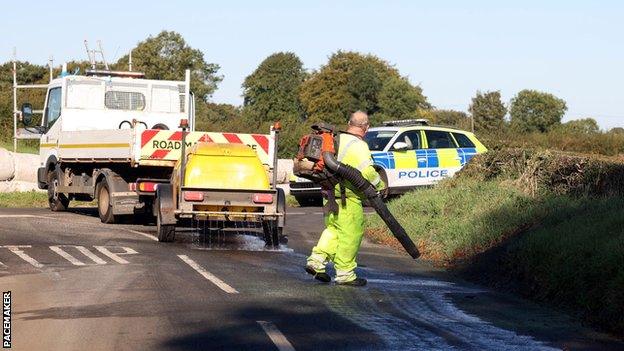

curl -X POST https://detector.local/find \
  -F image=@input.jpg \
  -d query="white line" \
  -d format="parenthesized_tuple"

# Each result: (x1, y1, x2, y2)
(94, 246, 138, 264)
(75, 246, 107, 264)
(0, 215, 55, 219)
(124, 229, 158, 241)
(177, 255, 239, 294)
(257, 321, 296, 351)
(50, 246, 85, 266)
(0, 245, 43, 268)
(49, 245, 107, 265)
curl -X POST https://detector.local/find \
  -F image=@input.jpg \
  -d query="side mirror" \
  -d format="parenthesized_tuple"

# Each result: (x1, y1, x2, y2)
(393, 141, 409, 151)
(20, 103, 33, 126)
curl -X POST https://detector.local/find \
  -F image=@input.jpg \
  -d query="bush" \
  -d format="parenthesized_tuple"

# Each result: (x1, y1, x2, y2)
(365, 149, 624, 335)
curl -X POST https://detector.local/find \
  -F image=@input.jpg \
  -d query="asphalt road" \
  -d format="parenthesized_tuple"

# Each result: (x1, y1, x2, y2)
(0, 206, 621, 351)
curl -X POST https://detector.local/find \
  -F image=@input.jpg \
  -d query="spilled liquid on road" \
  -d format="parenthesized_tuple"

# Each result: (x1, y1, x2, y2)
(187, 218, 292, 252)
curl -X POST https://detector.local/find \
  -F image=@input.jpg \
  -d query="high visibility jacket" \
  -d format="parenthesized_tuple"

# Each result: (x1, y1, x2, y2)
(334, 132, 385, 200)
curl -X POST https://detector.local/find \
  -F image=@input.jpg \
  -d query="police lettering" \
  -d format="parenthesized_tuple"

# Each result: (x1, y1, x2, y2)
(398, 169, 449, 179)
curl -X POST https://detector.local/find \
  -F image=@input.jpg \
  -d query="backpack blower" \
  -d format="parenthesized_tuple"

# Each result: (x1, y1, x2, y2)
(293, 123, 420, 259)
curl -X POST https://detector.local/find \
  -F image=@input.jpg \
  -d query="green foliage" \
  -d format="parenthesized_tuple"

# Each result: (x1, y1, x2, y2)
(299, 51, 429, 126)
(468, 90, 506, 132)
(242, 52, 306, 123)
(610, 127, 624, 134)
(117, 31, 222, 102)
(0, 191, 49, 208)
(373, 76, 430, 125)
(480, 127, 624, 156)
(510, 89, 567, 133)
(366, 149, 624, 334)
(556, 118, 600, 134)
(429, 109, 471, 130)
(0, 61, 50, 142)
(195, 102, 243, 132)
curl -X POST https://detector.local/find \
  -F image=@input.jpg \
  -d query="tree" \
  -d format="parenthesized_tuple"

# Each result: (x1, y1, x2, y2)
(468, 90, 506, 131)
(510, 90, 567, 133)
(558, 118, 600, 134)
(0, 61, 49, 141)
(242, 52, 306, 124)
(299, 51, 428, 126)
(116, 31, 222, 102)
(430, 109, 471, 130)
(374, 76, 430, 125)
(610, 127, 624, 134)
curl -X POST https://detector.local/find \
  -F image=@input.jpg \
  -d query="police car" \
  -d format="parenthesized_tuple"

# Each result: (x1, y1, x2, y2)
(367, 119, 486, 194)
(289, 119, 486, 204)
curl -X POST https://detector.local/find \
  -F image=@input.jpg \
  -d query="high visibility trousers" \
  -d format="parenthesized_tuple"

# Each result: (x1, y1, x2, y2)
(307, 196, 364, 283)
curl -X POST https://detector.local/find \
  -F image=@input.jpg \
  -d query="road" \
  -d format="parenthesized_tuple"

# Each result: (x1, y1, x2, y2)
(0, 206, 621, 351)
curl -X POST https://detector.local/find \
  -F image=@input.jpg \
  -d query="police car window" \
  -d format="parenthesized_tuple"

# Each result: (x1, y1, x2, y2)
(365, 130, 397, 151)
(452, 133, 476, 148)
(396, 130, 421, 149)
(425, 130, 457, 149)
(45, 87, 62, 128)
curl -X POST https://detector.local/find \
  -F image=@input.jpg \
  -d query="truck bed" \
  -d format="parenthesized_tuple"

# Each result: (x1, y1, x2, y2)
(54, 128, 274, 167)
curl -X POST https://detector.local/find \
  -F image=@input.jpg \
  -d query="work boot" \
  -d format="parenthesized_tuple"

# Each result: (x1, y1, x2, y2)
(305, 265, 331, 283)
(336, 277, 367, 287)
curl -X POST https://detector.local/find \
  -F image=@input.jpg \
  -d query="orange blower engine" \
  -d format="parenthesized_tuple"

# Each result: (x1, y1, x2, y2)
(293, 123, 342, 214)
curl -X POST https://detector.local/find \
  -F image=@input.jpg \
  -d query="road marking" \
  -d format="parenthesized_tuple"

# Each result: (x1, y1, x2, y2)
(257, 321, 295, 351)
(124, 229, 158, 241)
(0, 245, 43, 268)
(94, 246, 138, 264)
(0, 215, 55, 219)
(50, 245, 107, 265)
(177, 255, 239, 294)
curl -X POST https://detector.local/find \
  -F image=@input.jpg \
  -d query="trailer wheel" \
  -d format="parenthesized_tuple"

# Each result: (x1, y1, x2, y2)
(97, 181, 118, 224)
(262, 220, 281, 248)
(156, 197, 175, 242)
(47, 170, 69, 211)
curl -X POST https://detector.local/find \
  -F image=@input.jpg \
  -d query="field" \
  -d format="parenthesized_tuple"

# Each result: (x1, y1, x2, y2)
(366, 150, 624, 335)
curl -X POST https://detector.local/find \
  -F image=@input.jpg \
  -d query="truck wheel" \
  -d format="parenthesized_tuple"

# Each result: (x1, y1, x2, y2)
(97, 181, 118, 224)
(262, 220, 281, 248)
(47, 170, 69, 211)
(156, 197, 175, 242)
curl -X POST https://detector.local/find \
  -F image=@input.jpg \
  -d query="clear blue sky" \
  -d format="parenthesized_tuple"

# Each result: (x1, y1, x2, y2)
(3, 1, 623, 129)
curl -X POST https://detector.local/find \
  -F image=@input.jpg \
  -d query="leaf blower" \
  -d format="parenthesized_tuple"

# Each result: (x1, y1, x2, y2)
(293, 123, 420, 259)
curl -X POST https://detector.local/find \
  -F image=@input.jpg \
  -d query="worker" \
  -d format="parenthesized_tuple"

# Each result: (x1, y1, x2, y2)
(305, 111, 385, 286)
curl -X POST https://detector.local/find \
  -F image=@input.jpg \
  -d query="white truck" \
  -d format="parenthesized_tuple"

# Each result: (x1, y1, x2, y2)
(13, 66, 282, 235)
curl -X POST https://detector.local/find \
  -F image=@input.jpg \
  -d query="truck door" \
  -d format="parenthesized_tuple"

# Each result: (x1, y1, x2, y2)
(39, 86, 62, 165)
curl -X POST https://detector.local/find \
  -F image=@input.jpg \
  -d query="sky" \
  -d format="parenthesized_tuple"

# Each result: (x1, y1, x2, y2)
(2, 1, 623, 129)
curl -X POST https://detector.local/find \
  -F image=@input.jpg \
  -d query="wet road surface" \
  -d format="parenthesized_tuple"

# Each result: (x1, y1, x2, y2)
(0, 207, 621, 350)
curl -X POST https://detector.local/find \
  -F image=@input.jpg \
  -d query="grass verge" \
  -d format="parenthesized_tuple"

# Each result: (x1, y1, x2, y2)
(366, 150, 624, 336)
(0, 140, 39, 154)
(0, 191, 96, 208)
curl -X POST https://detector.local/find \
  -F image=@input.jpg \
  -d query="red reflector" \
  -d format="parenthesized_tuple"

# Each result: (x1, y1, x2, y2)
(252, 193, 273, 204)
(138, 182, 158, 192)
(184, 191, 204, 202)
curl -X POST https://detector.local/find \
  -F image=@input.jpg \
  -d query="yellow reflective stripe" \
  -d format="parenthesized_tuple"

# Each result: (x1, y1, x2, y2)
(40, 143, 56, 148)
(357, 159, 372, 171)
(337, 138, 358, 162)
(393, 151, 418, 169)
(436, 149, 461, 167)
(59, 143, 131, 149)
(370, 175, 381, 186)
